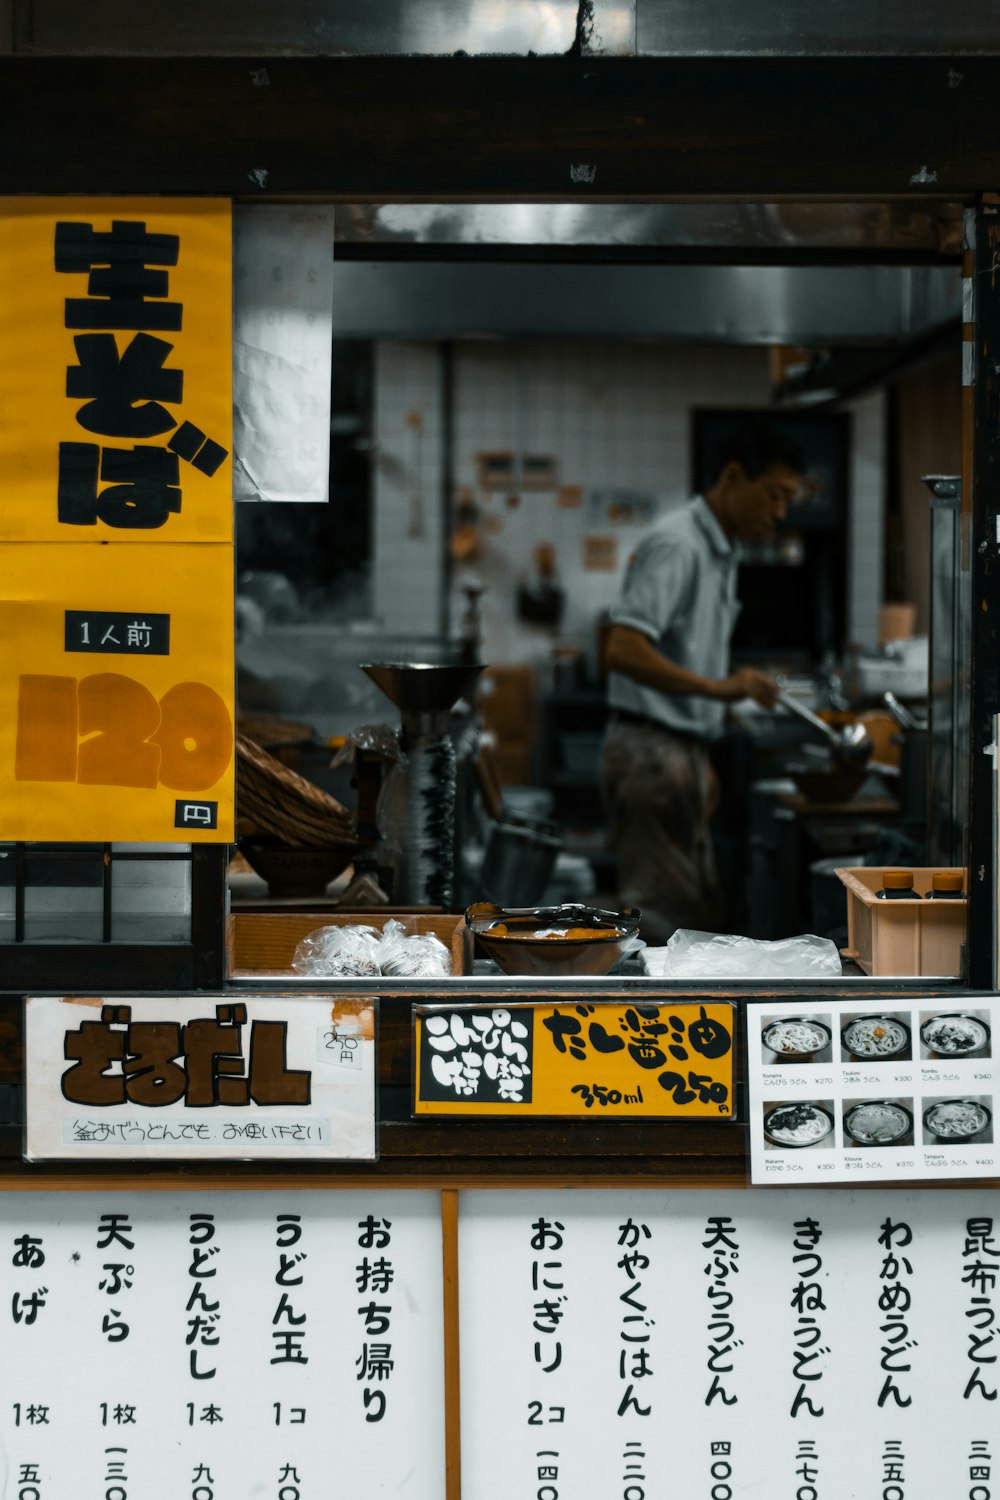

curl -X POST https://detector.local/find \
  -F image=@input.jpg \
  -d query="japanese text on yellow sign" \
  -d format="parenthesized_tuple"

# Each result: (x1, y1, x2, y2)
(0, 198, 232, 544)
(414, 1001, 735, 1118)
(0, 198, 234, 840)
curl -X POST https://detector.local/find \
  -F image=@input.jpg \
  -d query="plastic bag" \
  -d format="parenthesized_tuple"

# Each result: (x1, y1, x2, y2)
(330, 724, 401, 770)
(291, 918, 451, 978)
(378, 918, 451, 978)
(291, 924, 382, 977)
(643, 929, 842, 980)
(330, 724, 405, 892)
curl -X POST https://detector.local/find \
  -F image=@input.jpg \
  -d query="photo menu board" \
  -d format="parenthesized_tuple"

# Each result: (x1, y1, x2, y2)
(747, 997, 998, 1184)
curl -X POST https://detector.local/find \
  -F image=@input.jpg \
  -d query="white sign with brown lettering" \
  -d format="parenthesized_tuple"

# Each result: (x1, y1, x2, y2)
(24, 993, 376, 1161)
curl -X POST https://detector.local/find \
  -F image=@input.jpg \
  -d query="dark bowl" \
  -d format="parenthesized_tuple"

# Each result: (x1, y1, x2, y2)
(923, 1097, 993, 1142)
(761, 1016, 833, 1060)
(841, 1014, 912, 1060)
(787, 764, 867, 803)
(919, 1012, 992, 1059)
(763, 1102, 835, 1149)
(466, 901, 641, 977)
(844, 1099, 913, 1146)
(238, 836, 356, 897)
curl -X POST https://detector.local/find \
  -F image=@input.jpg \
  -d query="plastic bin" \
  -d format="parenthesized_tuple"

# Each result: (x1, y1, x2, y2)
(835, 866, 966, 977)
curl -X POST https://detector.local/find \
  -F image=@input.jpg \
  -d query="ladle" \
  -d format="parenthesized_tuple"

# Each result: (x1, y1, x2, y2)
(775, 689, 873, 770)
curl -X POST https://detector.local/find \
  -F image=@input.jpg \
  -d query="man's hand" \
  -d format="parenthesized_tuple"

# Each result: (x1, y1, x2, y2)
(713, 667, 780, 709)
(605, 626, 780, 709)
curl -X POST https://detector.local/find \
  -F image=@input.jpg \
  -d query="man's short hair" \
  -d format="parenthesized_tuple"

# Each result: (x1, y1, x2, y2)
(710, 419, 806, 483)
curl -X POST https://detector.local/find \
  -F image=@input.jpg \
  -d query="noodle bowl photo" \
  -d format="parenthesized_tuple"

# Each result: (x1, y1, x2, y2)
(763, 1102, 835, 1149)
(923, 1098, 993, 1143)
(919, 1013, 991, 1059)
(843, 1099, 913, 1146)
(761, 1016, 832, 1062)
(841, 1015, 911, 1061)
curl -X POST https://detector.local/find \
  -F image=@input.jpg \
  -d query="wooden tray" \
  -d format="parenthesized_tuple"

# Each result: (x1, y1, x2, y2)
(227, 911, 470, 978)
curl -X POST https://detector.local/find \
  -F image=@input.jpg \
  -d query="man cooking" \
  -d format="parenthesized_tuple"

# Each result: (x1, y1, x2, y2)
(602, 420, 807, 944)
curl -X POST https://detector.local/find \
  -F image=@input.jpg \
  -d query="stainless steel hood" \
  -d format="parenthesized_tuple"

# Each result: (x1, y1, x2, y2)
(329, 261, 960, 345)
(337, 202, 962, 259)
(8, 0, 634, 57)
(638, 0, 1000, 55)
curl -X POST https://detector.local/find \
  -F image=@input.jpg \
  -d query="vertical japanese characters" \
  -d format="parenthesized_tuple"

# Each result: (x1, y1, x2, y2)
(616, 1217, 654, 1418)
(356, 1216, 394, 1422)
(529, 1215, 567, 1499)
(877, 1218, 916, 1408)
(882, 1439, 905, 1500)
(186, 1213, 221, 1383)
(703, 1215, 741, 1409)
(969, 1439, 993, 1500)
(789, 1218, 827, 1419)
(962, 1216, 999, 1402)
(98, 1211, 135, 1349)
(11, 1229, 47, 1335)
(272, 1215, 308, 1367)
(54, 219, 228, 531)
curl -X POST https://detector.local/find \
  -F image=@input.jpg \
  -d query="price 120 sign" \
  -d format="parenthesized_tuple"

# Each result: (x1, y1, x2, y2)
(0, 198, 234, 841)
(16, 673, 231, 792)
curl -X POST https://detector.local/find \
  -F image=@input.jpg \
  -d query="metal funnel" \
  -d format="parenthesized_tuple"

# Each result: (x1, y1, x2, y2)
(360, 661, 484, 717)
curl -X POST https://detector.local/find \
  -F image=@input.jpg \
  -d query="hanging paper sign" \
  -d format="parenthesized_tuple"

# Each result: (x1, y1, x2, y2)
(0, 197, 234, 840)
(413, 998, 735, 1118)
(24, 994, 377, 1161)
(0, 197, 232, 544)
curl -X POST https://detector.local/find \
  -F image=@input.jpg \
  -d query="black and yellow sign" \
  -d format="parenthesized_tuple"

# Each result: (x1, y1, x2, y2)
(413, 998, 736, 1119)
(0, 198, 234, 840)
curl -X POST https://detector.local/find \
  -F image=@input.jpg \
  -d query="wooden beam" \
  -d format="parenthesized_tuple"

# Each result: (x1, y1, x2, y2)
(441, 1188, 462, 1500)
(0, 56, 998, 199)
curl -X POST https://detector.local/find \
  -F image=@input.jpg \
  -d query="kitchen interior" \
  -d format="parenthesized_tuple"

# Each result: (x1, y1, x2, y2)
(232, 199, 969, 981)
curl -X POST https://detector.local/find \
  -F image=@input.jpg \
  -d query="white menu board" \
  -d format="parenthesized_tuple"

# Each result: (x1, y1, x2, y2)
(459, 1188, 1000, 1500)
(25, 994, 376, 1162)
(747, 998, 998, 1185)
(0, 1190, 444, 1497)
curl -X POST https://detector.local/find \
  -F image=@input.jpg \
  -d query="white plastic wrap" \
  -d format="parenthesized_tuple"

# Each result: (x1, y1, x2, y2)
(377, 918, 451, 978)
(291, 924, 382, 977)
(642, 929, 842, 979)
(291, 918, 451, 978)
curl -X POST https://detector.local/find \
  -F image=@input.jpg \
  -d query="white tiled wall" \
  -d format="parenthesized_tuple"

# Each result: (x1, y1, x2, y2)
(372, 341, 446, 635)
(372, 340, 887, 664)
(452, 342, 775, 665)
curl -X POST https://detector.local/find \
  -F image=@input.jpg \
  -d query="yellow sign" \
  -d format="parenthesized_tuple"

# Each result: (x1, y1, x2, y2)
(0, 197, 234, 841)
(0, 544, 233, 840)
(0, 198, 232, 544)
(413, 999, 735, 1118)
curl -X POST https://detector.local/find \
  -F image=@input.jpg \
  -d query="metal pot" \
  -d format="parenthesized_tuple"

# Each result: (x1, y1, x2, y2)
(776, 690, 873, 770)
(480, 815, 562, 907)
